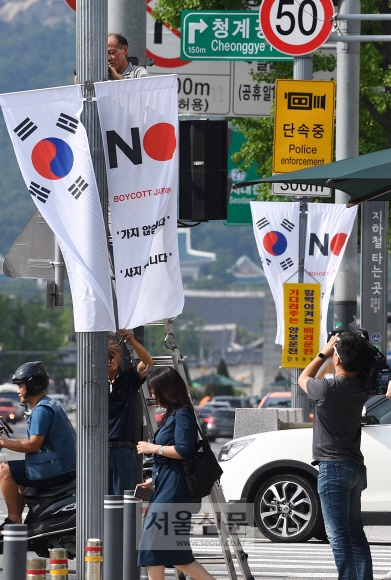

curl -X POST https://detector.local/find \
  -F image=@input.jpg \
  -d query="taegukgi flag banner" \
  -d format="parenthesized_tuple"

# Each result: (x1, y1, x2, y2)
(251, 202, 357, 347)
(250, 202, 300, 345)
(0, 85, 115, 332)
(95, 75, 184, 329)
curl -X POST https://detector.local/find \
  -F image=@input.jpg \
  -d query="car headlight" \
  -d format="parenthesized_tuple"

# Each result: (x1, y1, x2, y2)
(9, 414, 15, 420)
(218, 438, 255, 462)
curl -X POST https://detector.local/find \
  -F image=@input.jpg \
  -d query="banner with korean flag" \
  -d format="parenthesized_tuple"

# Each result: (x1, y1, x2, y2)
(251, 202, 357, 348)
(305, 203, 357, 345)
(95, 75, 184, 329)
(251, 202, 300, 345)
(0, 85, 115, 332)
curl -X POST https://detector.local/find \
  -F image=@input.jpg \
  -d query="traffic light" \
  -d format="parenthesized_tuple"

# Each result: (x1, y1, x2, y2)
(179, 120, 232, 221)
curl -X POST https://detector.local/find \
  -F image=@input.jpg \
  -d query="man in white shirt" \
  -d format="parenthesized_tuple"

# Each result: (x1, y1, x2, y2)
(108, 33, 149, 80)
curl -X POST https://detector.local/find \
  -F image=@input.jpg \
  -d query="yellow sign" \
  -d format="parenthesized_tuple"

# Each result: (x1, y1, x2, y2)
(281, 283, 321, 368)
(273, 80, 336, 174)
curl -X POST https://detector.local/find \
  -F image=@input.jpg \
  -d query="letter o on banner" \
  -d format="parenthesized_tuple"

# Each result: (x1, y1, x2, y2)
(65, 0, 76, 10)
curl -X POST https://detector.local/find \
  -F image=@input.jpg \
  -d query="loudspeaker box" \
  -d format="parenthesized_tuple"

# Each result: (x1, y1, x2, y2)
(179, 120, 230, 221)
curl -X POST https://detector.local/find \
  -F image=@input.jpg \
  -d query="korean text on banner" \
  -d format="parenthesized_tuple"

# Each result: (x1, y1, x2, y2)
(0, 85, 115, 332)
(305, 204, 357, 344)
(250, 201, 300, 345)
(251, 202, 357, 348)
(94, 75, 184, 329)
(281, 283, 320, 368)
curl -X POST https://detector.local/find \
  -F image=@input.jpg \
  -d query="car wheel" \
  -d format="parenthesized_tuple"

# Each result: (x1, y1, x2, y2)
(254, 473, 323, 543)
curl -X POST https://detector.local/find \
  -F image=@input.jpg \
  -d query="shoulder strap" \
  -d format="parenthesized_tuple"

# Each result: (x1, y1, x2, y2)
(189, 406, 205, 441)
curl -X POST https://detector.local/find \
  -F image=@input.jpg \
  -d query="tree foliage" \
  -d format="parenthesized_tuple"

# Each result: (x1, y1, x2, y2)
(153, 0, 250, 30)
(154, 0, 391, 175)
(0, 292, 75, 384)
(217, 358, 230, 376)
(360, 0, 390, 149)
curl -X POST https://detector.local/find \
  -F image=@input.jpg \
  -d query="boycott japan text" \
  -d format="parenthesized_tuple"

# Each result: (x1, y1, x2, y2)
(113, 187, 172, 202)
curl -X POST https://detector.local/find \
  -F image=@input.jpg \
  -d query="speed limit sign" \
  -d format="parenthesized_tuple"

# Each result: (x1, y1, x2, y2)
(260, 0, 334, 56)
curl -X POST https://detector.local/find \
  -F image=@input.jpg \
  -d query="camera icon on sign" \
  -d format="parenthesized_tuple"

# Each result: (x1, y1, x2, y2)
(285, 92, 326, 110)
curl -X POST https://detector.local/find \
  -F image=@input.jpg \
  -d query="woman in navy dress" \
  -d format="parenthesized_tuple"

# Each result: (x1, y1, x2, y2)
(136, 367, 217, 580)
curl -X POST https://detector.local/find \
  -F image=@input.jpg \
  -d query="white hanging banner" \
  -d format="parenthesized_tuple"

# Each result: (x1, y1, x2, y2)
(251, 201, 357, 347)
(95, 76, 184, 329)
(305, 203, 357, 344)
(251, 201, 300, 345)
(0, 85, 115, 332)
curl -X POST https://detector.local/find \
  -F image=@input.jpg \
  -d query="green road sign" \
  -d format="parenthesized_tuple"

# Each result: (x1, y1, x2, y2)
(180, 10, 293, 62)
(225, 131, 260, 226)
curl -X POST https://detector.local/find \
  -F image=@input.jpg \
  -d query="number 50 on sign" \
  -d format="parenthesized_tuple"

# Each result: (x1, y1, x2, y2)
(260, 0, 334, 56)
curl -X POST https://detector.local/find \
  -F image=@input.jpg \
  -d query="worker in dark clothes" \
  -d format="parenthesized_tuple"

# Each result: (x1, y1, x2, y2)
(108, 329, 153, 495)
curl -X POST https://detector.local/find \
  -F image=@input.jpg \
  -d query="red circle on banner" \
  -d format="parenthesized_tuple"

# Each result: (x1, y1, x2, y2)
(143, 123, 177, 161)
(330, 233, 348, 255)
(259, 0, 334, 56)
(65, 0, 76, 11)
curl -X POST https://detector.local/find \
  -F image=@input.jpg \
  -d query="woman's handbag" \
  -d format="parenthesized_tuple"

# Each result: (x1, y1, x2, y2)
(182, 422, 223, 499)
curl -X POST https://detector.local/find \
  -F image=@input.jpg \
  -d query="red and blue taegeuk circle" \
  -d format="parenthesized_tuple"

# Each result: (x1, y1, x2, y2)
(31, 138, 74, 180)
(263, 231, 288, 256)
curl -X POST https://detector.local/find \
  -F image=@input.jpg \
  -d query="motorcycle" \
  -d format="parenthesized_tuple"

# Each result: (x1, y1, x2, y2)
(0, 417, 76, 558)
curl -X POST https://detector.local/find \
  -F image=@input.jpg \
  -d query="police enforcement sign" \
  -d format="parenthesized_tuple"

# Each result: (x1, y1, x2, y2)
(259, 0, 334, 56)
(273, 79, 335, 174)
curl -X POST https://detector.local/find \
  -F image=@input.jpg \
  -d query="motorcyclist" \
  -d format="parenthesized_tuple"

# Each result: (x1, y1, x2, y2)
(0, 361, 76, 528)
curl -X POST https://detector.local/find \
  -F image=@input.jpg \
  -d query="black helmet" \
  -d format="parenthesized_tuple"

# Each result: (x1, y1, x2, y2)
(12, 361, 49, 398)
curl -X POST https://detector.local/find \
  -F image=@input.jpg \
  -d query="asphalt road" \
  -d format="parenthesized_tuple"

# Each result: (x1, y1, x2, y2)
(0, 423, 390, 579)
(0, 421, 234, 579)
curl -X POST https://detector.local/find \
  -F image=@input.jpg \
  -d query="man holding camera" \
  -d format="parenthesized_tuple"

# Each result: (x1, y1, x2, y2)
(298, 332, 374, 580)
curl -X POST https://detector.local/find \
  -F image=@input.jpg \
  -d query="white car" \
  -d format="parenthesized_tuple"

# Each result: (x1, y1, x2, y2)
(218, 395, 391, 543)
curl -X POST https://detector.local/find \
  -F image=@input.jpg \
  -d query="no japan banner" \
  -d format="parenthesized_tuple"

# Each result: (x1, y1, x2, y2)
(251, 201, 357, 347)
(95, 75, 184, 329)
(0, 85, 115, 332)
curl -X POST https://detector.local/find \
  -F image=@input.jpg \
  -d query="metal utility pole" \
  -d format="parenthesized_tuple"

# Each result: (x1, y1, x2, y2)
(108, 0, 148, 66)
(107, 0, 149, 487)
(76, 1, 108, 577)
(333, 0, 360, 331)
(290, 55, 313, 422)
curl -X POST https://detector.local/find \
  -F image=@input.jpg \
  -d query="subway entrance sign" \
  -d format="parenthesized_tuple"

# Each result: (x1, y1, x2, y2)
(273, 79, 336, 174)
(180, 11, 293, 61)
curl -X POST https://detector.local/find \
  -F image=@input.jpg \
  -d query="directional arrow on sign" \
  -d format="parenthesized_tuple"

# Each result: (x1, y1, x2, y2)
(188, 19, 208, 43)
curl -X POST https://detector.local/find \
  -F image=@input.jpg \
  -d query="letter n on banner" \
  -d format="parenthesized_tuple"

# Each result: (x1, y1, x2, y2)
(281, 283, 321, 368)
